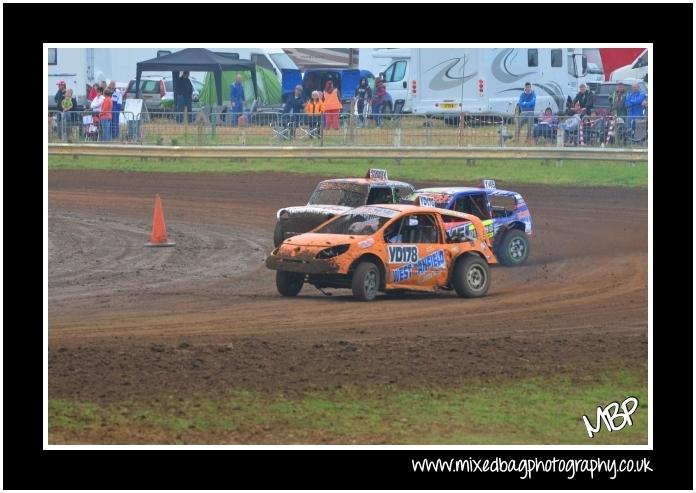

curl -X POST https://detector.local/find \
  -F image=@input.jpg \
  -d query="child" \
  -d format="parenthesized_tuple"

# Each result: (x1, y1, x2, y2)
(61, 89, 74, 112)
(305, 91, 324, 138)
(61, 89, 77, 141)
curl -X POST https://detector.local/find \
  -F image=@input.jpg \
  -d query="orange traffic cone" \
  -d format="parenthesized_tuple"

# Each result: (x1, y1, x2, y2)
(144, 194, 176, 247)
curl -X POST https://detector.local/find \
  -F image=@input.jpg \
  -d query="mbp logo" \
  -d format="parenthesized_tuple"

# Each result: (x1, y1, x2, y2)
(582, 396, 639, 438)
(388, 245, 418, 264)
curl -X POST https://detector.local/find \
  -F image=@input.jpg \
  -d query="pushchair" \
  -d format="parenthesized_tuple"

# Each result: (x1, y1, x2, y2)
(82, 114, 100, 141)
(354, 98, 371, 127)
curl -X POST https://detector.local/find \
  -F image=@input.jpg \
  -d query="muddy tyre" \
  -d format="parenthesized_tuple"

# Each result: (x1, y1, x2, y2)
(351, 262, 380, 301)
(496, 229, 529, 266)
(276, 271, 303, 297)
(453, 255, 490, 298)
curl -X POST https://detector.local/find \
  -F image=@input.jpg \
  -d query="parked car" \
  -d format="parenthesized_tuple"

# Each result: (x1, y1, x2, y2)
(266, 204, 497, 301)
(593, 78, 648, 116)
(125, 75, 202, 110)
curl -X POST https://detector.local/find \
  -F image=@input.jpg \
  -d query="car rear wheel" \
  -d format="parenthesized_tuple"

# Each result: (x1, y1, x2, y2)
(496, 229, 530, 266)
(453, 255, 490, 298)
(276, 271, 304, 297)
(351, 261, 380, 301)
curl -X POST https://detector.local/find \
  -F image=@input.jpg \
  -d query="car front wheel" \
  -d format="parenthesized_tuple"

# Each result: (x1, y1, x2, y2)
(273, 221, 285, 247)
(276, 271, 304, 297)
(351, 261, 380, 301)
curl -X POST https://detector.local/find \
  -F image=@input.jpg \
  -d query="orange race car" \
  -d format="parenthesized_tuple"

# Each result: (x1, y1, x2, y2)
(265, 204, 498, 301)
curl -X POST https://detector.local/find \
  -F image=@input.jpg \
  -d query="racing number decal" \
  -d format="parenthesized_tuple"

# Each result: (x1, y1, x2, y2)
(388, 245, 419, 264)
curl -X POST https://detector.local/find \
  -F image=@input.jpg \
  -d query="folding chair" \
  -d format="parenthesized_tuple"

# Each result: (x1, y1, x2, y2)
(628, 118, 647, 145)
(270, 114, 295, 141)
(296, 114, 322, 140)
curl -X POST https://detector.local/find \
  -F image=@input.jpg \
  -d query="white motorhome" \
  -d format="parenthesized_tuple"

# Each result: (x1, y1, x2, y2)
(47, 47, 297, 108)
(368, 48, 595, 116)
(609, 49, 648, 83)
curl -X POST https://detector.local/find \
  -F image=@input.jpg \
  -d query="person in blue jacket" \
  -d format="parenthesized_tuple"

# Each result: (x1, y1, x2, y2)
(625, 82, 647, 130)
(516, 81, 536, 143)
(229, 74, 245, 126)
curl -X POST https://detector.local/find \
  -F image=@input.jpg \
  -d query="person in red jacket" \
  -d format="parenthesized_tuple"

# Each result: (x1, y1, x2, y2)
(371, 76, 387, 127)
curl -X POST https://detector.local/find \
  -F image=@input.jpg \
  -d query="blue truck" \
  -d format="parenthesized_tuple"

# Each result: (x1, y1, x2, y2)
(402, 180, 533, 266)
(281, 67, 375, 113)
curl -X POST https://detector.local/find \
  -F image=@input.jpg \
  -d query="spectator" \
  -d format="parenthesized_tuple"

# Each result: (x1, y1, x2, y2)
(61, 89, 77, 142)
(305, 90, 324, 138)
(282, 84, 305, 139)
(572, 83, 594, 117)
(585, 110, 606, 146)
(87, 83, 99, 104)
(533, 107, 558, 143)
(175, 71, 194, 124)
(100, 80, 107, 91)
(322, 80, 342, 131)
(99, 89, 113, 142)
(561, 109, 582, 146)
(229, 74, 245, 127)
(516, 82, 536, 143)
(90, 86, 105, 115)
(625, 82, 647, 129)
(371, 76, 387, 127)
(108, 81, 123, 139)
(54, 80, 67, 139)
(608, 82, 628, 119)
(354, 76, 372, 127)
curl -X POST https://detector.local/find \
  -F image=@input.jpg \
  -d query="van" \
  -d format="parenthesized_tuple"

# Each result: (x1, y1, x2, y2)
(281, 68, 375, 111)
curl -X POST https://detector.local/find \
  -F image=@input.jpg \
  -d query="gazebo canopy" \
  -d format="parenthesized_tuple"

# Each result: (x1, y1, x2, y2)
(135, 48, 258, 106)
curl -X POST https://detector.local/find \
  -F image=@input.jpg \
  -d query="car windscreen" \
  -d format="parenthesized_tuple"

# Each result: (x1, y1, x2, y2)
(315, 208, 397, 235)
(309, 182, 368, 207)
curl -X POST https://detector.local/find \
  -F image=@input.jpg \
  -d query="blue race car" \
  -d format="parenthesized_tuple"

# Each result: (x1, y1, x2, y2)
(402, 180, 533, 266)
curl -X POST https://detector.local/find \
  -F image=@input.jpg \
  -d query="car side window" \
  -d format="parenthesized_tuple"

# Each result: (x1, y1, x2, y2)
(453, 193, 491, 220)
(393, 185, 414, 203)
(396, 214, 439, 244)
(366, 187, 394, 205)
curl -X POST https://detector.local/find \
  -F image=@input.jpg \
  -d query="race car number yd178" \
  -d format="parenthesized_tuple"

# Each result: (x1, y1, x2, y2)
(388, 245, 419, 264)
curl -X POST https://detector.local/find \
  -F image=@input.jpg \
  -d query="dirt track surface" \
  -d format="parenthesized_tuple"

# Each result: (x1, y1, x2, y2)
(48, 170, 648, 402)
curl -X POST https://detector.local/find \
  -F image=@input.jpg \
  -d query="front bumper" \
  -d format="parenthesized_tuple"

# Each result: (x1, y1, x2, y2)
(265, 254, 340, 275)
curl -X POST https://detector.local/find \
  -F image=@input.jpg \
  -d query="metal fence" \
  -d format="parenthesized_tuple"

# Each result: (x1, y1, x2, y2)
(48, 109, 648, 149)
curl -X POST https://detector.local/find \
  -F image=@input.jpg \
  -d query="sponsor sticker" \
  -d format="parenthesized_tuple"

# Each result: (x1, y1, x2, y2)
(391, 250, 445, 283)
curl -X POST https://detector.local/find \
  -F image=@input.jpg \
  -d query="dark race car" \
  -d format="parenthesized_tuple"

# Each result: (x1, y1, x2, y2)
(274, 169, 415, 246)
